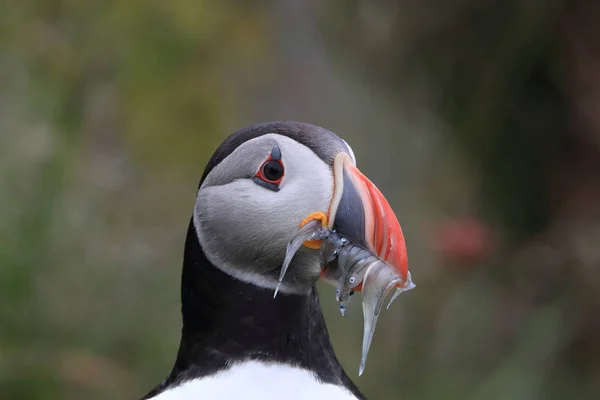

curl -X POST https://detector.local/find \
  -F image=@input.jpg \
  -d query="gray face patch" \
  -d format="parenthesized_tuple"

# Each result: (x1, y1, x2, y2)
(194, 134, 336, 294)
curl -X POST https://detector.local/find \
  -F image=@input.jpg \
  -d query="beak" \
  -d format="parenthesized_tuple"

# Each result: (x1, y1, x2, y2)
(325, 152, 413, 375)
(327, 153, 408, 285)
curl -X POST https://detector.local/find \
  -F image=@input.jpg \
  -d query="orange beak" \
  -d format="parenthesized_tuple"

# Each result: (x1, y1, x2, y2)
(327, 153, 409, 287)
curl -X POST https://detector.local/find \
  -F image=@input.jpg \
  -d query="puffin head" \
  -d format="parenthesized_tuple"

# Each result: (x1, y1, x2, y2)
(194, 121, 407, 295)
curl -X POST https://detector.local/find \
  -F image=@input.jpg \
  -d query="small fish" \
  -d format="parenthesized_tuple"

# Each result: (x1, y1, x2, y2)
(274, 219, 330, 298)
(277, 220, 415, 375)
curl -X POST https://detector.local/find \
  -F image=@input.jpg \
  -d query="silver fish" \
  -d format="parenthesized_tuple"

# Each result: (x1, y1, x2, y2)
(278, 222, 415, 375)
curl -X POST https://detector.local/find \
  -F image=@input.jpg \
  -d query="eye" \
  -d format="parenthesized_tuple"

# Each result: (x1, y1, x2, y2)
(261, 160, 284, 182)
(252, 145, 285, 191)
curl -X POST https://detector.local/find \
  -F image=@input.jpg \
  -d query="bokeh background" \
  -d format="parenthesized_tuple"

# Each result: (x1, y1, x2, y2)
(2, 0, 600, 399)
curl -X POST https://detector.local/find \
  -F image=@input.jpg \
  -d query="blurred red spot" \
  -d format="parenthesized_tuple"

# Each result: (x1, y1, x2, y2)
(432, 218, 493, 265)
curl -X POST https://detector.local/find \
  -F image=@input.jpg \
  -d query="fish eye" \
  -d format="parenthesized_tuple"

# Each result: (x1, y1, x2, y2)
(349, 276, 356, 284)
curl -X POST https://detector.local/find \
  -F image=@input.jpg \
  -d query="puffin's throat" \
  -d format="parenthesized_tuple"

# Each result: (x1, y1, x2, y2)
(170, 219, 349, 388)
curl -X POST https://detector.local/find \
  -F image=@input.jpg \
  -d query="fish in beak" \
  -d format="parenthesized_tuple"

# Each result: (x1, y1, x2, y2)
(327, 153, 414, 374)
(277, 152, 415, 375)
(327, 153, 409, 283)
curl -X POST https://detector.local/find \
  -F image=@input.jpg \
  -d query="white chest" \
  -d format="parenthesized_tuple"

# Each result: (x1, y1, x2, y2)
(148, 360, 359, 400)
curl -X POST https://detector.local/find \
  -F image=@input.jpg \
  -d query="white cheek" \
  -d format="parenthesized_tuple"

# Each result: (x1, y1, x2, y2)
(194, 135, 335, 293)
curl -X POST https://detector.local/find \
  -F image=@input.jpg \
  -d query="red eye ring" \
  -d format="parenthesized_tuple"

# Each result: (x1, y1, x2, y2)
(252, 144, 284, 191)
(256, 158, 284, 185)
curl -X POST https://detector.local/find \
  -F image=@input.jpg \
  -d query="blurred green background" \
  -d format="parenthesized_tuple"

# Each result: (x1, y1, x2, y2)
(2, 0, 600, 399)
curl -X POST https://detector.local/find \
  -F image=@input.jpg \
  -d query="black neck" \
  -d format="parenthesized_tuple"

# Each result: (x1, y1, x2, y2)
(142, 219, 365, 399)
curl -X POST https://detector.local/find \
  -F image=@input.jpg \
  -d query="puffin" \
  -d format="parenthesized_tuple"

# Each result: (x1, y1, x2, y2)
(141, 121, 408, 400)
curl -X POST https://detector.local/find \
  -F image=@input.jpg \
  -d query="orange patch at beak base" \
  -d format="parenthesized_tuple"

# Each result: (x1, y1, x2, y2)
(299, 211, 328, 249)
